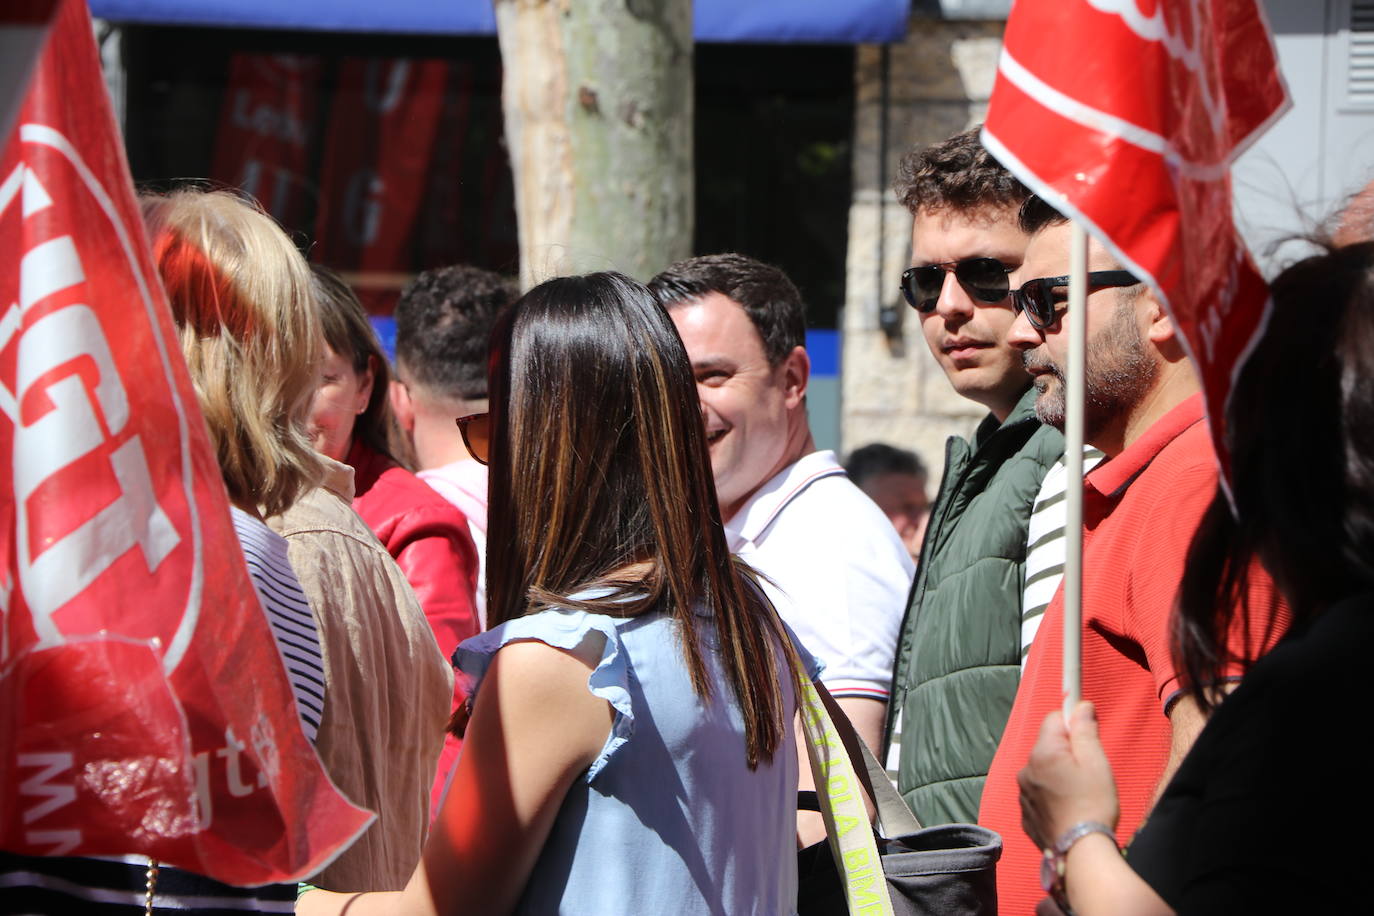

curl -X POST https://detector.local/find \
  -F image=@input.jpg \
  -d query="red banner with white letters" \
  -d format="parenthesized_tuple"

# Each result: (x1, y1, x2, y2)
(210, 53, 321, 231)
(0, 0, 370, 884)
(983, 0, 1289, 480)
(313, 57, 447, 312)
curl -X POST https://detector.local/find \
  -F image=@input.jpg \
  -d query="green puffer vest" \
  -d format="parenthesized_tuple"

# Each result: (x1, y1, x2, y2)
(886, 386, 1063, 826)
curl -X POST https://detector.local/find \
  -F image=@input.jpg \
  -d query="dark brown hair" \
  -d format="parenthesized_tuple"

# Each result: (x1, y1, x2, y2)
(485, 271, 800, 767)
(394, 264, 517, 401)
(648, 253, 805, 368)
(894, 127, 1031, 217)
(1018, 194, 1070, 235)
(310, 264, 396, 461)
(1175, 240, 1374, 708)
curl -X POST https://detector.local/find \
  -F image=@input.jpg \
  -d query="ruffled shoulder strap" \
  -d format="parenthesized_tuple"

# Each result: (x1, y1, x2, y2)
(454, 609, 635, 781)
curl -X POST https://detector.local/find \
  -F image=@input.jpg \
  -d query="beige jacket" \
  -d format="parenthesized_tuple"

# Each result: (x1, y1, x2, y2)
(268, 457, 453, 892)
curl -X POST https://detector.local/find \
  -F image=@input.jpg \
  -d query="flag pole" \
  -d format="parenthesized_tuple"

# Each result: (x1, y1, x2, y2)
(1062, 219, 1088, 719)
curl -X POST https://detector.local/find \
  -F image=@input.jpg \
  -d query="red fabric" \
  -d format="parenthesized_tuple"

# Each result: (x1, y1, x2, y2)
(347, 440, 478, 818)
(978, 396, 1288, 914)
(983, 0, 1288, 481)
(209, 54, 320, 230)
(0, 0, 369, 882)
(312, 59, 447, 314)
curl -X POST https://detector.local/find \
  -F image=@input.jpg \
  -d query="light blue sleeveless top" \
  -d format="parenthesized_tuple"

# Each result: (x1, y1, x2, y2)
(455, 600, 818, 915)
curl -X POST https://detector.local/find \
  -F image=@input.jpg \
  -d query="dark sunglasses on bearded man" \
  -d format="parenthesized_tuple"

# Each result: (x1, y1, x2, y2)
(1011, 270, 1140, 330)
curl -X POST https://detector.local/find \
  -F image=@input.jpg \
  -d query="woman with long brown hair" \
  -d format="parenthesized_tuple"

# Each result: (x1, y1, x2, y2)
(300, 271, 816, 915)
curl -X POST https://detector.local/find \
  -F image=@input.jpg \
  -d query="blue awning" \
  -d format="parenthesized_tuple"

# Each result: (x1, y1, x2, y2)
(88, 0, 910, 44)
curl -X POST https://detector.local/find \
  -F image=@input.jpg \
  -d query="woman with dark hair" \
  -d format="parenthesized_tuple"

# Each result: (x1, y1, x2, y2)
(300, 272, 817, 915)
(308, 265, 481, 816)
(307, 266, 479, 650)
(1017, 241, 1374, 914)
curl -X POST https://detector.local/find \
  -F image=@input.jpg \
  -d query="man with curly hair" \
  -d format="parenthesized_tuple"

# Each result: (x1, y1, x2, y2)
(883, 128, 1064, 826)
(391, 265, 518, 625)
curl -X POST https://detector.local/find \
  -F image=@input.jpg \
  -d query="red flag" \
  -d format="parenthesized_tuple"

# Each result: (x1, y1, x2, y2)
(210, 53, 321, 230)
(313, 58, 448, 313)
(0, 0, 371, 884)
(983, 0, 1290, 480)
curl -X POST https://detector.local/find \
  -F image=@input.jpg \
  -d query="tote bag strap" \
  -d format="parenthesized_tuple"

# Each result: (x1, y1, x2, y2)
(851, 719, 923, 839)
(796, 661, 898, 916)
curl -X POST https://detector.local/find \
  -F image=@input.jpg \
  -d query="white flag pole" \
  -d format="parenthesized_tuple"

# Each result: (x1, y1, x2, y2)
(1062, 220, 1088, 720)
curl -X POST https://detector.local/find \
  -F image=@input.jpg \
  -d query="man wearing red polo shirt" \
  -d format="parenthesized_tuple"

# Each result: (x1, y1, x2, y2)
(980, 197, 1286, 914)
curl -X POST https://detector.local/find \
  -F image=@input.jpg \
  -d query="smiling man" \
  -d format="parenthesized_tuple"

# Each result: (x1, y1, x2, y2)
(649, 254, 914, 812)
(884, 129, 1065, 827)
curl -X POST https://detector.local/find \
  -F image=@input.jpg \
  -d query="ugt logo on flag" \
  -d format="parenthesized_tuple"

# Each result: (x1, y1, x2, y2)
(1, 0, 369, 884)
(984, 0, 1290, 481)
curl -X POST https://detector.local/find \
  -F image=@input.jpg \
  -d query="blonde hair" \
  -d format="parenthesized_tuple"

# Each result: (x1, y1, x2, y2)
(142, 189, 323, 516)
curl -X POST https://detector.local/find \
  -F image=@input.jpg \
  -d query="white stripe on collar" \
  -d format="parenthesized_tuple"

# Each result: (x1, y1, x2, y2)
(724, 450, 848, 549)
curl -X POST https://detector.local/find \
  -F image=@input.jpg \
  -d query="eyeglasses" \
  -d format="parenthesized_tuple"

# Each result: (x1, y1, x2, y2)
(1011, 271, 1140, 330)
(900, 258, 1013, 312)
(455, 413, 491, 466)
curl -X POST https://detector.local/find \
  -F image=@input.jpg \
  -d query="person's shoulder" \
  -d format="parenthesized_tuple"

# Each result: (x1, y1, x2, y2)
(487, 633, 606, 686)
(993, 419, 1064, 480)
(269, 483, 392, 555)
(359, 464, 472, 526)
(777, 470, 907, 550)
(1136, 420, 1218, 502)
(966, 421, 1064, 512)
(1257, 595, 1374, 684)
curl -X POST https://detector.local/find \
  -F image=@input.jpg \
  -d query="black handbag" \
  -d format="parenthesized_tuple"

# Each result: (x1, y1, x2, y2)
(795, 680, 1002, 915)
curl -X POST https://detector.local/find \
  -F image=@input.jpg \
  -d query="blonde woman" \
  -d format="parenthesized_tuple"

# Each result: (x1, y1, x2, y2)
(145, 189, 451, 894)
(0, 193, 331, 910)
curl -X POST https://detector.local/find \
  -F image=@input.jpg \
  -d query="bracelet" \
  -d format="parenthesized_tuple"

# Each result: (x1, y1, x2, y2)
(1040, 821, 1116, 914)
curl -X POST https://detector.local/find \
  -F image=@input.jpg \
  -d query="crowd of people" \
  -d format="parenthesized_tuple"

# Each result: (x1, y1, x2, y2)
(4, 121, 1374, 915)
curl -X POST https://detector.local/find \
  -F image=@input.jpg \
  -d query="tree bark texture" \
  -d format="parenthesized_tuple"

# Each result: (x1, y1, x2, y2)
(494, 0, 693, 289)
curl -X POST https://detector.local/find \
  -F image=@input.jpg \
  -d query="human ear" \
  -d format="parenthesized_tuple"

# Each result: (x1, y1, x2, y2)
(389, 378, 416, 432)
(357, 355, 377, 410)
(1143, 293, 1175, 345)
(782, 345, 810, 409)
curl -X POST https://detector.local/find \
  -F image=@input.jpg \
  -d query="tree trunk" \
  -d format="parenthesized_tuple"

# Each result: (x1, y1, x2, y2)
(494, 0, 693, 289)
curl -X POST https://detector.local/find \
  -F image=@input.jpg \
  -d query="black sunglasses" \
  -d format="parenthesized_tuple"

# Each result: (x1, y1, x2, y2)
(900, 257, 1013, 313)
(1011, 271, 1140, 330)
(455, 413, 490, 466)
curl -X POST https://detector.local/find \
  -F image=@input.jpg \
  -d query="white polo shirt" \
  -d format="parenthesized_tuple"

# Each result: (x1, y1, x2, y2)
(724, 450, 915, 700)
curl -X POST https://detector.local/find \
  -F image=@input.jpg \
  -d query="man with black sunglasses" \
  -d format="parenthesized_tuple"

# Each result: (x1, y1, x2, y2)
(884, 129, 1065, 828)
(978, 196, 1288, 914)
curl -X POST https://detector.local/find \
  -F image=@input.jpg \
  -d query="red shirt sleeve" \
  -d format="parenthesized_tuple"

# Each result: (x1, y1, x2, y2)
(387, 505, 481, 659)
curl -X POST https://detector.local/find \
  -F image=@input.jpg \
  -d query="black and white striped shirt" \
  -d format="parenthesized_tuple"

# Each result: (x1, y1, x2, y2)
(231, 507, 325, 741)
(1020, 446, 1106, 666)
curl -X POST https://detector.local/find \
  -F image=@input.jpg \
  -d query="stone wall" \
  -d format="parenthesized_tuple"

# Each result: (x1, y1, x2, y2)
(841, 17, 1005, 481)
